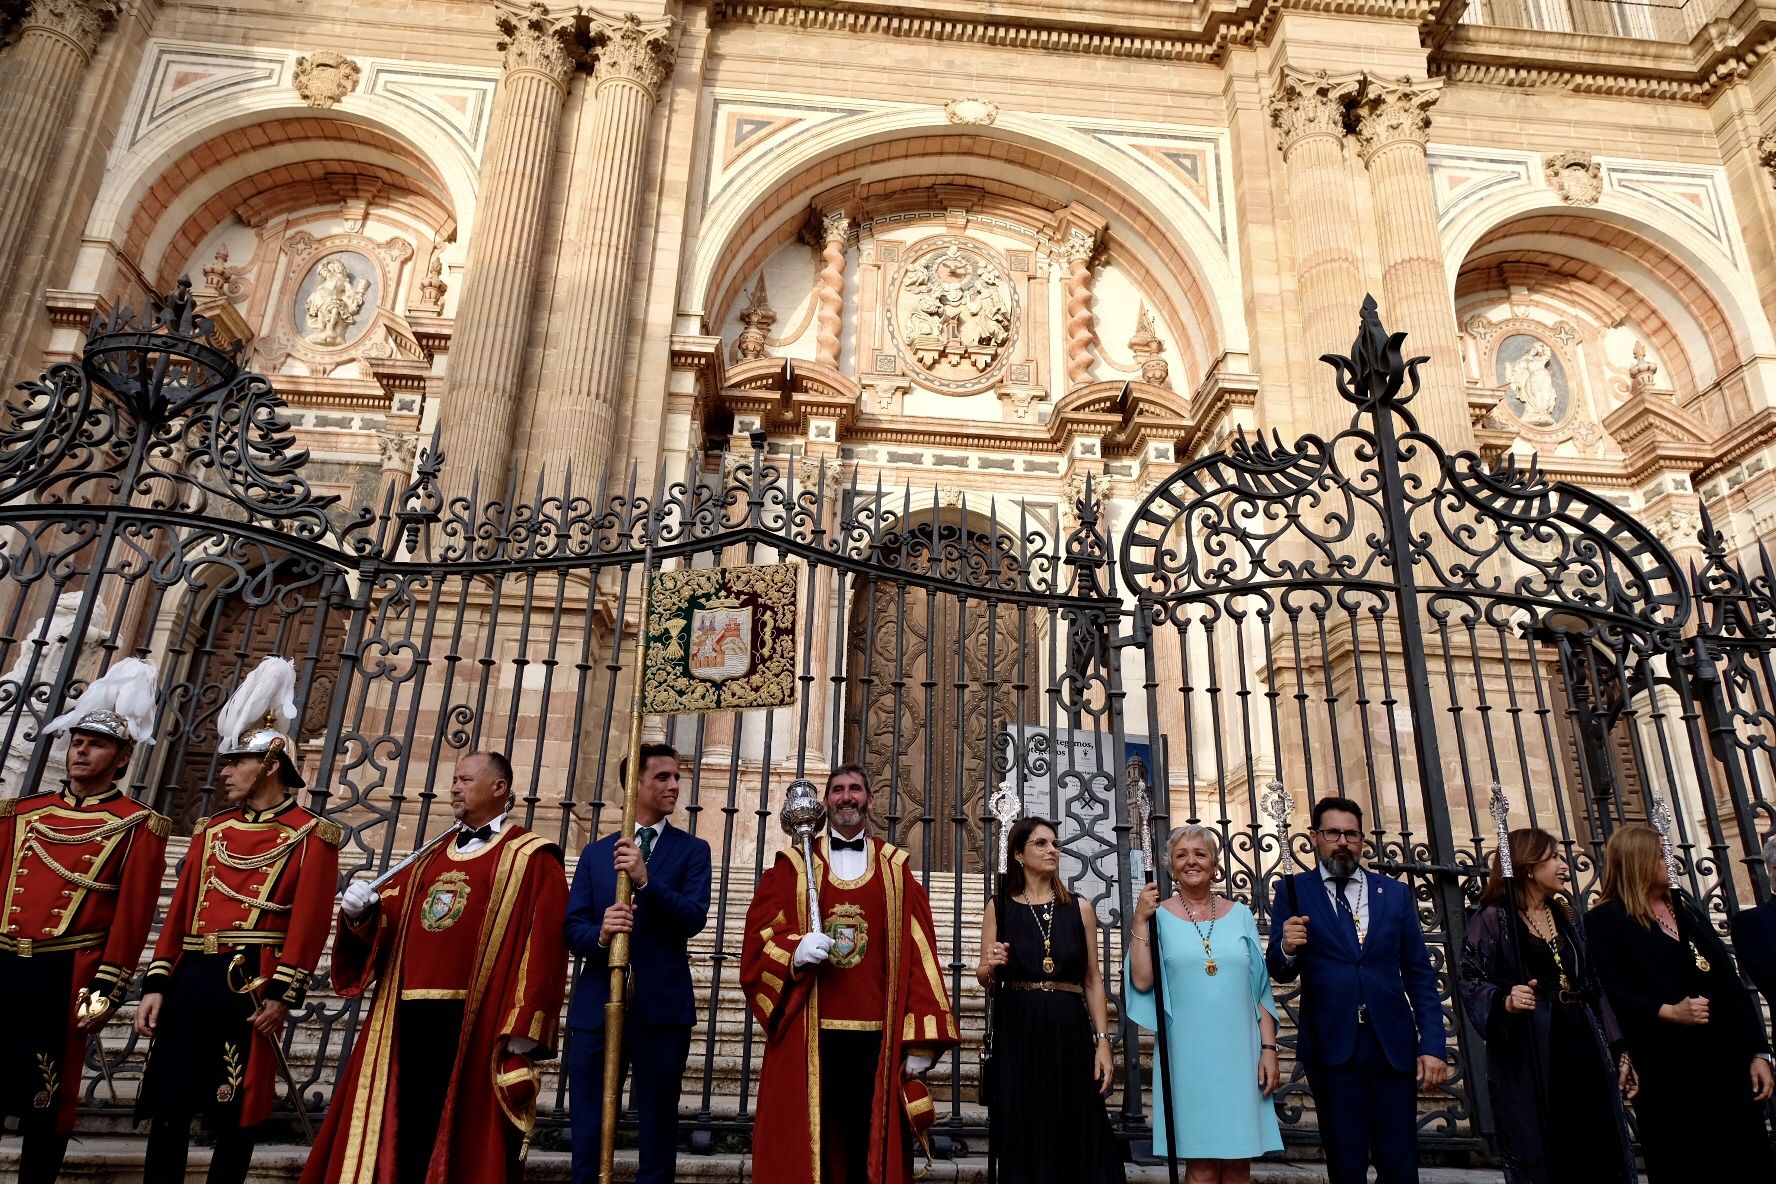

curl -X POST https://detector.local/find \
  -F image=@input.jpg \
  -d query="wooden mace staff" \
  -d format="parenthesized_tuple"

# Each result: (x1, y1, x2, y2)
(600, 537, 657, 1184)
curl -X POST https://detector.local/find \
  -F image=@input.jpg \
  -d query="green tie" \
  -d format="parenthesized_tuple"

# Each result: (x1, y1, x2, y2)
(638, 826, 655, 864)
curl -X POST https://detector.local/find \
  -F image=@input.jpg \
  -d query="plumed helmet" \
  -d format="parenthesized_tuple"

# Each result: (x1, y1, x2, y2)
(43, 657, 160, 746)
(215, 657, 306, 788)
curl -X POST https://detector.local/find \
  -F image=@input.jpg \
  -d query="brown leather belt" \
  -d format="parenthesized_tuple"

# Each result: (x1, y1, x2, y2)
(1003, 979, 1083, 995)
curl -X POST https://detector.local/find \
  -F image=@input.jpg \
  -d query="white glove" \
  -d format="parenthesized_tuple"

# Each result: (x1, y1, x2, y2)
(341, 882, 380, 919)
(904, 1051, 934, 1078)
(793, 932, 834, 969)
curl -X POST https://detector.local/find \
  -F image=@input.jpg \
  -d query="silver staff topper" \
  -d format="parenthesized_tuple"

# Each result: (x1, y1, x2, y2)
(781, 777, 827, 931)
(1487, 781, 1514, 878)
(1649, 794, 1681, 889)
(1127, 754, 1154, 883)
(1260, 777, 1292, 852)
(991, 776, 1021, 876)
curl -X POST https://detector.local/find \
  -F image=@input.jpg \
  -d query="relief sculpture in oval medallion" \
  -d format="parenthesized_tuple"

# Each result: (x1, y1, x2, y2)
(889, 237, 1019, 395)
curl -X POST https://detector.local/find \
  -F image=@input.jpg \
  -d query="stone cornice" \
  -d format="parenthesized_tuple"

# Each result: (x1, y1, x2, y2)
(1432, 3, 1776, 104)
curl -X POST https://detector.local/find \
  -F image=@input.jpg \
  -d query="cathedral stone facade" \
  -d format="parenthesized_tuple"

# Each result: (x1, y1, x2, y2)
(2, 0, 1775, 824)
(2, 0, 1771, 556)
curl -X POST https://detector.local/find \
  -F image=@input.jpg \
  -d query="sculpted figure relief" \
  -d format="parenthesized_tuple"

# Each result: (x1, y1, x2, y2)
(1505, 339, 1560, 426)
(895, 240, 1017, 389)
(303, 257, 371, 347)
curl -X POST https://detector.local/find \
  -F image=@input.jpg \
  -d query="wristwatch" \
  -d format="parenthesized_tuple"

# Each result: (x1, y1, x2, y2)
(1091, 1031, 1108, 1044)
(1758, 1052, 1774, 1066)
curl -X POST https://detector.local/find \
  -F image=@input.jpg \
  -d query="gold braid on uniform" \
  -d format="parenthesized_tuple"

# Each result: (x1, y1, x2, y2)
(18, 813, 150, 892)
(204, 874, 294, 912)
(211, 821, 317, 869)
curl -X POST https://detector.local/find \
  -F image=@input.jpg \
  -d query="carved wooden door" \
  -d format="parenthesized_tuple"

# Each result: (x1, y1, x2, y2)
(843, 579, 1024, 873)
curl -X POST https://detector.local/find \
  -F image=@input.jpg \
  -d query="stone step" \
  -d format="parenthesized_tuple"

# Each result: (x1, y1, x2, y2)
(0, 1139, 1504, 1183)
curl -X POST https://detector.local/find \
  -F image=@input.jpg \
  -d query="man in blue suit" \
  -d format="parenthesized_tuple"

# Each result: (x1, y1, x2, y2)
(1266, 796, 1447, 1184)
(1730, 833, 1776, 1011)
(565, 742, 712, 1184)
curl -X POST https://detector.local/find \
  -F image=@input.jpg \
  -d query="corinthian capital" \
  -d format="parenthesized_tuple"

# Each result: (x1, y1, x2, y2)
(495, 2, 578, 90)
(22, 0, 119, 56)
(588, 11, 675, 98)
(1351, 75, 1441, 164)
(1267, 65, 1361, 161)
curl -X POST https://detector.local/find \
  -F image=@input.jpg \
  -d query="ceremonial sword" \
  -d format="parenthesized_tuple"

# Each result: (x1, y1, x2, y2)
(73, 989, 119, 1104)
(227, 954, 315, 1141)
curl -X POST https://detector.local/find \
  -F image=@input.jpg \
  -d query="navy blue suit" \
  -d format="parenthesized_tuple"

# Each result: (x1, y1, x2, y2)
(1730, 898, 1776, 1014)
(1267, 868, 1446, 1184)
(565, 820, 711, 1184)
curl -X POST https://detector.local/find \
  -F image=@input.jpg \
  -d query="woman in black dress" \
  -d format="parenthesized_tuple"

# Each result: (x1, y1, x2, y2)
(976, 817, 1125, 1184)
(1457, 827, 1636, 1184)
(1584, 823, 1776, 1182)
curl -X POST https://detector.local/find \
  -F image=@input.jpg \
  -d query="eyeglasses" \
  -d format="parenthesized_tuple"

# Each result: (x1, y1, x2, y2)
(1315, 828, 1363, 843)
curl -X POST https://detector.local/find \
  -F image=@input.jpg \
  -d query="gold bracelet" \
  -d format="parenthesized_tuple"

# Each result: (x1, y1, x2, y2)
(1133, 934, 1149, 944)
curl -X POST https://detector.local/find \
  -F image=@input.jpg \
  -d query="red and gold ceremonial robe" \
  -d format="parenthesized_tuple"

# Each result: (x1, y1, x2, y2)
(0, 787, 169, 1130)
(142, 797, 341, 1126)
(301, 823, 568, 1184)
(740, 836, 958, 1184)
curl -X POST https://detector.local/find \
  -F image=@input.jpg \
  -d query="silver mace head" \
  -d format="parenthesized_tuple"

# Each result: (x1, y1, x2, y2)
(1649, 795, 1681, 889)
(1488, 782, 1514, 878)
(1260, 778, 1292, 836)
(781, 777, 826, 839)
(1126, 754, 1153, 866)
(990, 778, 1021, 875)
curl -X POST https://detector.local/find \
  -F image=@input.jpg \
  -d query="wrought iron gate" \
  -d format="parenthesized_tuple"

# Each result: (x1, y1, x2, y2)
(0, 286, 1769, 1159)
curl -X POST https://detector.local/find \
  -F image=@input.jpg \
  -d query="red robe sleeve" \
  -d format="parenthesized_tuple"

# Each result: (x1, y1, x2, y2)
(897, 857, 960, 1050)
(264, 821, 342, 1008)
(328, 852, 425, 998)
(143, 819, 204, 995)
(89, 810, 170, 1005)
(740, 851, 810, 1034)
(498, 844, 569, 1055)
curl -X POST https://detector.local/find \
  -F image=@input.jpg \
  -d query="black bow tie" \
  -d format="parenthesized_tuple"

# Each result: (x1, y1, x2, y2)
(830, 836, 866, 852)
(455, 824, 494, 849)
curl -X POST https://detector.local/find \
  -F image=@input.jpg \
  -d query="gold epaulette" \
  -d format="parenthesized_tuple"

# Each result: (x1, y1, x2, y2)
(0, 798, 13, 819)
(315, 818, 344, 847)
(193, 815, 211, 833)
(147, 811, 173, 839)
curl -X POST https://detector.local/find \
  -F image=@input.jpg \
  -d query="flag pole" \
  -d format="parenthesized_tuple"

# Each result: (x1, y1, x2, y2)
(599, 533, 657, 1184)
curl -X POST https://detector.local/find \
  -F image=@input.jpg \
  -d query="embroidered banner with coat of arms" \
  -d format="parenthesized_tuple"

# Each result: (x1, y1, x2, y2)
(641, 563, 799, 714)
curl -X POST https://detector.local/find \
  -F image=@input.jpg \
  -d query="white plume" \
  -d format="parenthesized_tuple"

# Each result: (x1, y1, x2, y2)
(43, 657, 161, 742)
(217, 656, 299, 749)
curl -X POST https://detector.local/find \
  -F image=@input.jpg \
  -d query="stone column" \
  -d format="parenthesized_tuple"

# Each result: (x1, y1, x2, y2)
(813, 210, 849, 369)
(0, 0, 118, 310)
(436, 3, 576, 491)
(1061, 234, 1097, 390)
(530, 12, 674, 485)
(1351, 76, 1474, 450)
(1267, 66, 1364, 434)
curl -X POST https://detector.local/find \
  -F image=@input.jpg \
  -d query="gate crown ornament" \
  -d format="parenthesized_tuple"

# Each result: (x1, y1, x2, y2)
(84, 277, 242, 423)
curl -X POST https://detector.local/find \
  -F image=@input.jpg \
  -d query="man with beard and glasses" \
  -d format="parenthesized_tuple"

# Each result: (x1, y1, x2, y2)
(741, 764, 958, 1184)
(1266, 796, 1447, 1184)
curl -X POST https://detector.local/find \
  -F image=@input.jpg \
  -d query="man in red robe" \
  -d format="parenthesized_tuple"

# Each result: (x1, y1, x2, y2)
(301, 751, 568, 1184)
(741, 764, 959, 1184)
(1, 659, 169, 1184)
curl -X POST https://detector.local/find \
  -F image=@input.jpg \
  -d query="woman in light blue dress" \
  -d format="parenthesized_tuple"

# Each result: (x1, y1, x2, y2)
(1126, 823, 1283, 1183)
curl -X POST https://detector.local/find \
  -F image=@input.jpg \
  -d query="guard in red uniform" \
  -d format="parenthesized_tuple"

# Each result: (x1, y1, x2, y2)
(133, 656, 341, 1184)
(300, 750, 569, 1184)
(741, 764, 959, 1184)
(0, 658, 169, 1184)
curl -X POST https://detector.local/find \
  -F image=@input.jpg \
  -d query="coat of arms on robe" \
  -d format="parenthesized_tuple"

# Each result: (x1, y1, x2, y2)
(421, 870, 471, 932)
(642, 563, 799, 714)
(823, 903, 868, 970)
